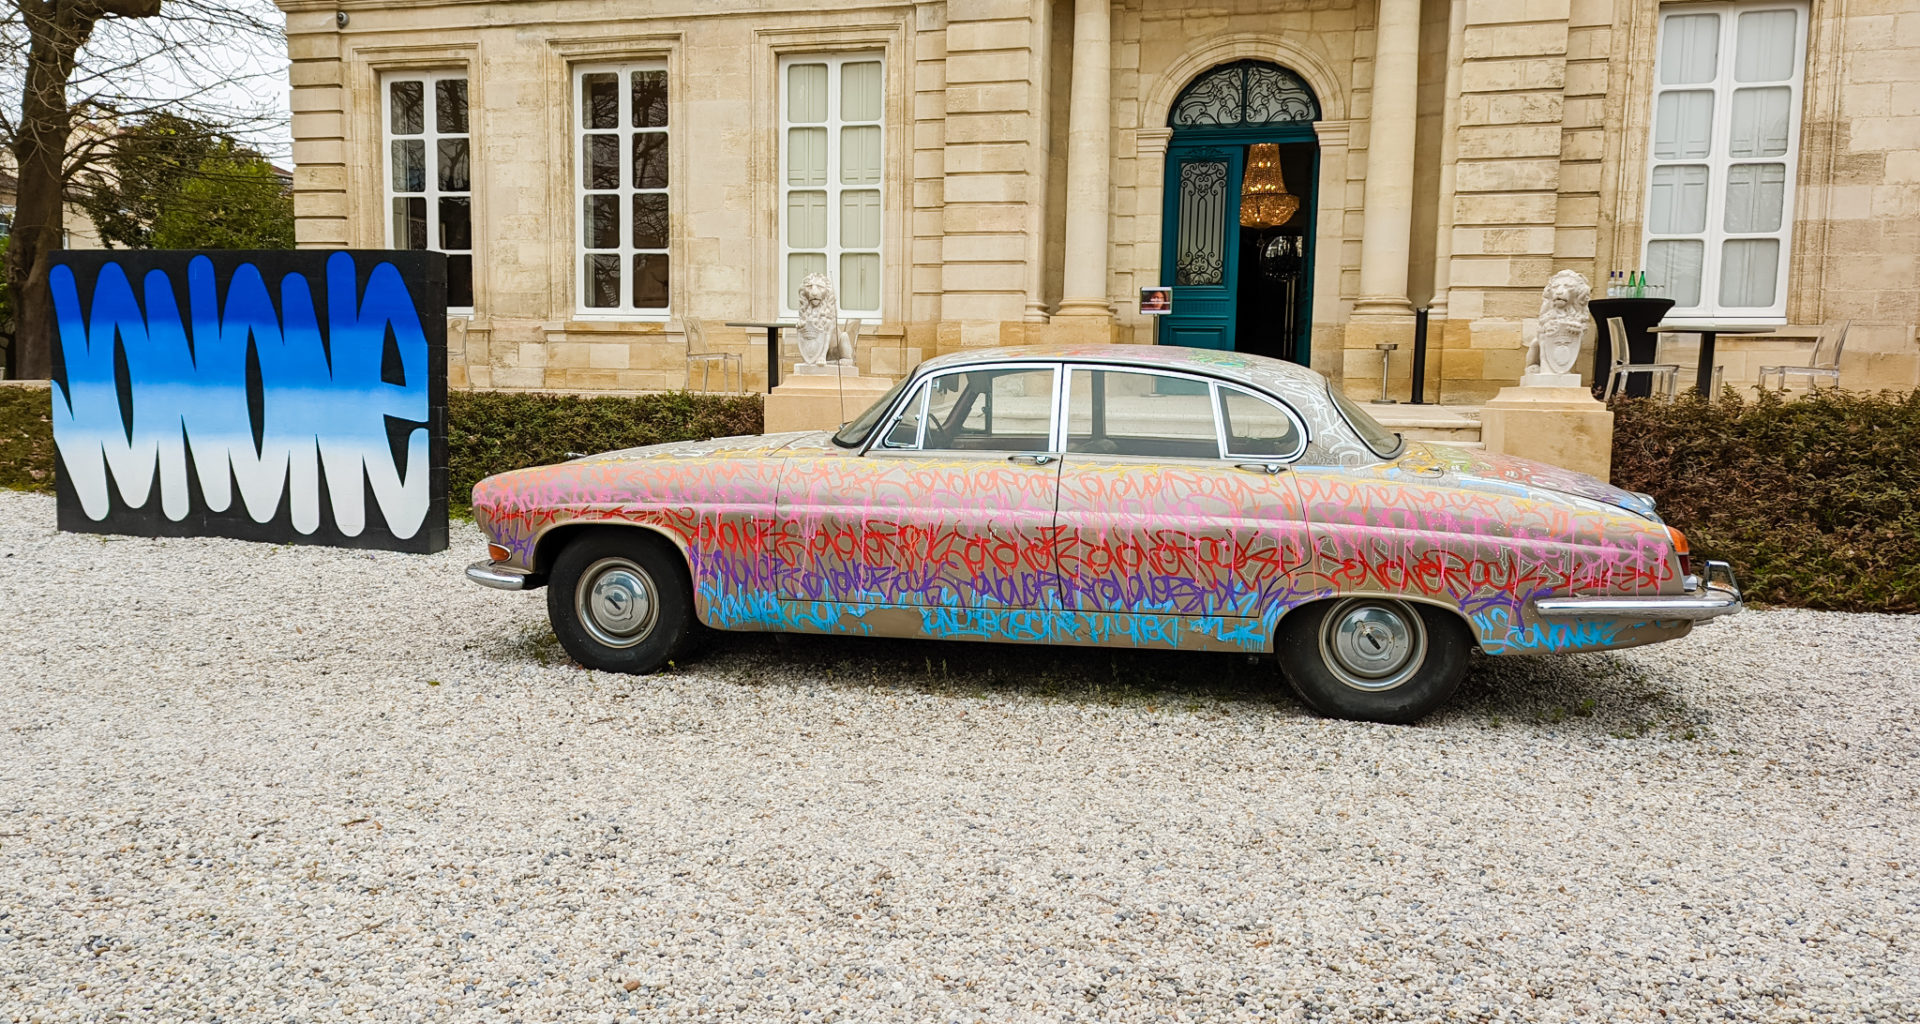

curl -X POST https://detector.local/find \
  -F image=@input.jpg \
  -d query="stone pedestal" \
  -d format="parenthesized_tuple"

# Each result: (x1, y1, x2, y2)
(1478, 385, 1615, 481)
(763, 364, 897, 435)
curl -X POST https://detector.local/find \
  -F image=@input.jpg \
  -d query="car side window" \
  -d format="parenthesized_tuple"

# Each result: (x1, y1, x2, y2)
(877, 382, 930, 448)
(914, 367, 1058, 454)
(1218, 385, 1307, 460)
(1066, 368, 1220, 459)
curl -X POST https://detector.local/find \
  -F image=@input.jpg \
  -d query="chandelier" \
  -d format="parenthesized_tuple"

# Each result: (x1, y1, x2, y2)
(1238, 143, 1299, 229)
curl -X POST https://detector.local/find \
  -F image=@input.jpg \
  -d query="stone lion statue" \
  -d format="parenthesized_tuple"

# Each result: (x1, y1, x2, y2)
(794, 272, 854, 366)
(1527, 269, 1592, 377)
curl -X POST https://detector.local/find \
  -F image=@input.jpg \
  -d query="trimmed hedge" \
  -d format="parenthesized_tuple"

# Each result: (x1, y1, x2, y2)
(0, 386, 761, 511)
(447, 390, 762, 511)
(1611, 388, 1920, 613)
(0, 386, 55, 495)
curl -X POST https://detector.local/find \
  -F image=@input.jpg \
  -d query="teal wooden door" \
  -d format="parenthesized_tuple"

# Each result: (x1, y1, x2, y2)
(1158, 144, 1243, 351)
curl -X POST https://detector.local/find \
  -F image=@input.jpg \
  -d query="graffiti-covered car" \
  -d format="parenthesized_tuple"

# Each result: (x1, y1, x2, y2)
(466, 346, 1741, 723)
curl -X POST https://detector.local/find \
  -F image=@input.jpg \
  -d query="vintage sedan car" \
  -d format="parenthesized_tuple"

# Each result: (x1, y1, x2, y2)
(467, 345, 1741, 722)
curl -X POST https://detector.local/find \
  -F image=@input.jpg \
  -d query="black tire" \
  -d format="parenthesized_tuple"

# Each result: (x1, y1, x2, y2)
(545, 531, 696, 674)
(1275, 597, 1471, 724)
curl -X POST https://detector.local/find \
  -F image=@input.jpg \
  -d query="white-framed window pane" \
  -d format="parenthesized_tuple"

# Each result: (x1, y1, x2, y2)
(788, 191, 827, 248)
(1659, 13, 1720, 84)
(840, 253, 881, 311)
(1220, 387, 1304, 459)
(632, 193, 668, 250)
(384, 72, 474, 309)
(582, 73, 618, 130)
(584, 194, 619, 249)
(1723, 163, 1785, 232)
(840, 125, 881, 185)
(1066, 369, 1218, 459)
(575, 64, 670, 316)
(390, 80, 424, 134)
(1654, 91, 1715, 159)
(1729, 86, 1791, 157)
(631, 70, 668, 128)
(787, 253, 827, 309)
(632, 133, 668, 189)
(391, 139, 425, 192)
(1649, 165, 1710, 234)
(788, 128, 827, 186)
(586, 254, 620, 308)
(1735, 9, 1797, 82)
(1648, 240, 1706, 308)
(840, 190, 881, 249)
(1719, 239, 1779, 307)
(788, 63, 828, 123)
(435, 79, 468, 133)
(841, 61, 883, 121)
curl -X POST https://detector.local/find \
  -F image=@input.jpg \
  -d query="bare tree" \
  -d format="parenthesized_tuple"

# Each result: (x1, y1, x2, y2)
(1, 0, 284, 379)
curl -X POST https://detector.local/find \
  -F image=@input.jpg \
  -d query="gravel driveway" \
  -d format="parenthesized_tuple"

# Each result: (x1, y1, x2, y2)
(1, 489, 1915, 1022)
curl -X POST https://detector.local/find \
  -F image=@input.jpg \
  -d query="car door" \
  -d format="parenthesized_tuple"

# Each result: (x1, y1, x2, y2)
(1053, 366, 1313, 644)
(776, 363, 1063, 611)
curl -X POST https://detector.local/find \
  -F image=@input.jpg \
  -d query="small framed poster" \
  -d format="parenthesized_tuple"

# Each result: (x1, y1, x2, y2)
(1139, 286, 1172, 315)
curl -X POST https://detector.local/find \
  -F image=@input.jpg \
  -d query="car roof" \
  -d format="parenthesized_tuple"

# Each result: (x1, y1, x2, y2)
(916, 344, 1328, 392)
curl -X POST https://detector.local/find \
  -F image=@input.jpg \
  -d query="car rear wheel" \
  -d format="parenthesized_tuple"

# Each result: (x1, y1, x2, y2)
(1276, 597, 1470, 723)
(546, 531, 695, 674)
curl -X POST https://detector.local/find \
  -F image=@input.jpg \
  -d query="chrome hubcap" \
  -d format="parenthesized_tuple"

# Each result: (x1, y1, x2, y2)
(1319, 599, 1427, 692)
(576, 557, 659, 649)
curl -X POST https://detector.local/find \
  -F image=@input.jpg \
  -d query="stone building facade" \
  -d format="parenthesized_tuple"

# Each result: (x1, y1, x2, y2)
(276, 0, 1920, 400)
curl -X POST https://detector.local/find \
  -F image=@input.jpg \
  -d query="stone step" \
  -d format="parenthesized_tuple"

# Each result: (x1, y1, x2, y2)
(1366, 403, 1483, 446)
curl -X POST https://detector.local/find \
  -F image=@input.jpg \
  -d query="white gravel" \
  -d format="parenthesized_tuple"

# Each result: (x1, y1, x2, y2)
(0, 488, 1915, 1023)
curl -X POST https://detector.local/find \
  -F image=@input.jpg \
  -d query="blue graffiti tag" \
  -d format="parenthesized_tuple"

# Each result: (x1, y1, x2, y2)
(49, 252, 434, 539)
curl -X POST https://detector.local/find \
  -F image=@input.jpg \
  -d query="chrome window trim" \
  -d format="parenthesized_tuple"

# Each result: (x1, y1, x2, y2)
(862, 361, 1065, 456)
(1215, 382, 1312, 463)
(875, 379, 931, 450)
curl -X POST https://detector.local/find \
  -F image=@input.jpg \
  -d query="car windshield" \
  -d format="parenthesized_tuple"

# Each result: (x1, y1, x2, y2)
(831, 373, 916, 448)
(1328, 382, 1404, 459)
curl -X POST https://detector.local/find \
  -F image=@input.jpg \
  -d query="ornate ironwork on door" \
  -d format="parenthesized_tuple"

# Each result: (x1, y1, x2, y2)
(1174, 159, 1228, 285)
(1169, 61, 1319, 127)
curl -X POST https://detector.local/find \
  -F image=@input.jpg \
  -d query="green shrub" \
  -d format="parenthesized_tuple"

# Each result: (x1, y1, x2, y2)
(1611, 388, 1920, 613)
(0, 385, 55, 494)
(447, 390, 762, 511)
(0, 386, 761, 511)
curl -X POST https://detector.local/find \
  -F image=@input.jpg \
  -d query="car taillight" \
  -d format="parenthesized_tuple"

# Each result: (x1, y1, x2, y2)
(487, 543, 511, 563)
(1665, 526, 1694, 577)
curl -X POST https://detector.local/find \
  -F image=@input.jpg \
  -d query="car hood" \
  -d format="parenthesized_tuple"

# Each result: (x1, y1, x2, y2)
(563, 430, 838, 466)
(1386, 441, 1660, 520)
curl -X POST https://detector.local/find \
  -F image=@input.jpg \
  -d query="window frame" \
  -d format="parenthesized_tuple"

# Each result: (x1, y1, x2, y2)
(1641, 0, 1808, 323)
(381, 70, 474, 315)
(778, 52, 886, 320)
(1216, 383, 1311, 463)
(572, 61, 672, 319)
(869, 363, 1063, 456)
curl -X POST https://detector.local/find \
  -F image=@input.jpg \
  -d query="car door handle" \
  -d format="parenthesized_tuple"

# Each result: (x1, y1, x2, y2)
(1234, 462, 1286, 475)
(1007, 454, 1055, 466)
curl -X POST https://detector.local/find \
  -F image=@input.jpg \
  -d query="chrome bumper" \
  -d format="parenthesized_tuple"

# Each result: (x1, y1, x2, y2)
(466, 560, 537, 591)
(1534, 559, 1743, 622)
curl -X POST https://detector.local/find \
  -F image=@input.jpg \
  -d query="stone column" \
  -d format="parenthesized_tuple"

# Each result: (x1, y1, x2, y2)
(1056, 0, 1112, 317)
(1428, 0, 1467, 321)
(1352, 0, 1423, 320)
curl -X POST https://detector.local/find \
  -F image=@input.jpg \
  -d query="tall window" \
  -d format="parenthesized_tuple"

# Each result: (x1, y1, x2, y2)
(383, 73, 473, 310)
(1644, 2, 1806, 321)
(780, 54, 884, 317)
(575, 64, 670, 315)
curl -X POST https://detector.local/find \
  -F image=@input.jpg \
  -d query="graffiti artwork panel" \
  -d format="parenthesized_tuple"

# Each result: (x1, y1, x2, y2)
(47, 250, 448, 553)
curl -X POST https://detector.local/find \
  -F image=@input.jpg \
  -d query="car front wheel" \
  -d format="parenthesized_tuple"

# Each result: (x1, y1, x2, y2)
(1276, 597, 1470, 723)
(546, 531, 695, 674)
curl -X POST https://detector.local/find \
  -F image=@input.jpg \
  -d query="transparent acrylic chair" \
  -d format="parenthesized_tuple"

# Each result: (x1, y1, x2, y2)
(1602, 316, 1679, 402)
(683, 319, 742, 393)
(1758, 320, 1850, 392)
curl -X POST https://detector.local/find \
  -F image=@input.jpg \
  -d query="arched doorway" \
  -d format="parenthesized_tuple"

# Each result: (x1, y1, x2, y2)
(1158, 60, 1319, 364)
